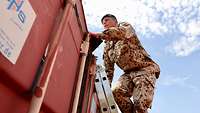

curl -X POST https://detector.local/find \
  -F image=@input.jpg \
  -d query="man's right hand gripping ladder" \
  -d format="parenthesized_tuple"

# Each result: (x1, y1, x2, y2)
(95, 65, 118, 113)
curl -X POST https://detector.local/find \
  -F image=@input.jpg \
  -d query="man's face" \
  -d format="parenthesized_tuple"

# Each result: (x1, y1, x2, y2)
(102, 17, 117, 29)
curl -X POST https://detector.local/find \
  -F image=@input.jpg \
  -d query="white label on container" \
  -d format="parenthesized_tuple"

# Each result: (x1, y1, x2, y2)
(0, 0, 36, 64)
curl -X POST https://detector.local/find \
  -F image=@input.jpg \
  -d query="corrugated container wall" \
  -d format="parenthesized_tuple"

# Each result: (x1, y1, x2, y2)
(0, 0, 88, 113)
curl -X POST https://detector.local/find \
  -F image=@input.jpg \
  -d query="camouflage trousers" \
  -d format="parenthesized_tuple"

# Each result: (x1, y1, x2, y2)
(112, 70, 157, 113)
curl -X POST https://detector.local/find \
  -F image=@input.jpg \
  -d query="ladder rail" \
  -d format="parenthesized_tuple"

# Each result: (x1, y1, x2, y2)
(95, 71, 111, 113)
(95, 65, 118, 113)
(100, 70, 118, 113)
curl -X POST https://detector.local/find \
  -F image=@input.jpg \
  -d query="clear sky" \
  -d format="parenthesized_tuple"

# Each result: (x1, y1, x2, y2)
(82, 0, 200, 113)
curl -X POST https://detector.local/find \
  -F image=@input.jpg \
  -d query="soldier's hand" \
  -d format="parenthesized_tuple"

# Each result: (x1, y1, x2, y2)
(89, 32, 100, 38)
(89, 32, 110, 40)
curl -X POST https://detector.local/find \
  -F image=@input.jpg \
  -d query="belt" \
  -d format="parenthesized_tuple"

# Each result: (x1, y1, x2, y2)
(124, 68, 140, 74)
(124, 68, 159, 79)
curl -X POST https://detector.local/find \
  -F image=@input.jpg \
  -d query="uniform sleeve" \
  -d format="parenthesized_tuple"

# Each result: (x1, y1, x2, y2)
(98, 22, 136, 41)
(103, 50, 114, 84)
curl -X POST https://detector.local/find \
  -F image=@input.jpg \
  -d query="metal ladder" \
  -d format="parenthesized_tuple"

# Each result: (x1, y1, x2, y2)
(95, 65, 118, 113)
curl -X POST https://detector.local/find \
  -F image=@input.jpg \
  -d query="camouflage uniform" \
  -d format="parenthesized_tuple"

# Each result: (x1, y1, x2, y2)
(98, 22, 160, 113)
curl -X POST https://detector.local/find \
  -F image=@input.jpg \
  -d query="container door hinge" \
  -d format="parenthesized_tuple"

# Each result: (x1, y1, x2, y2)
(80, 35, 90, 56)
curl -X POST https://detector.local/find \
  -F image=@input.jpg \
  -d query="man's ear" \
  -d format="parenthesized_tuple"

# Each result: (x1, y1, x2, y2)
(114, 21, 118, 26)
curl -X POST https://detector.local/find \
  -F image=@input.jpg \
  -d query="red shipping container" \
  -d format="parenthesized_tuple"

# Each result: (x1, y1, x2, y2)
(42, 1, 88, 112)
(0, 0, 77, 113)
(0, 0, 64, 93)
(0, 0, 98, 112)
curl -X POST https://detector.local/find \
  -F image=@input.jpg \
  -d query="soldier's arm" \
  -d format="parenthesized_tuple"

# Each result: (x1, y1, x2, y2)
(98, 22, 136, 41)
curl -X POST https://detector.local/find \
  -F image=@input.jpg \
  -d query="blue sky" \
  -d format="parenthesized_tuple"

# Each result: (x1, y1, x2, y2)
(83, 0, 200, 113)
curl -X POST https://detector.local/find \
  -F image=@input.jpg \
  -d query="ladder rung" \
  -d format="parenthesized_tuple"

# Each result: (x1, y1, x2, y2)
(95, 65, 118, 113)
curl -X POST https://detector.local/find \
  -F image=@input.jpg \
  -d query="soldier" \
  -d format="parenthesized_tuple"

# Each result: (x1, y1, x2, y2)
(90, 14, 160, 113)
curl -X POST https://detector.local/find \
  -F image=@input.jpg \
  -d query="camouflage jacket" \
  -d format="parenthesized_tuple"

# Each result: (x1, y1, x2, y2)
(98, 22, 160, 83)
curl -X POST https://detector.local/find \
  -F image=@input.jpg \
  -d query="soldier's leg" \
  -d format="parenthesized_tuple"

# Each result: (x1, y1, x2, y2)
(112, 73, 135, 113)
(132, 72, 157, 113)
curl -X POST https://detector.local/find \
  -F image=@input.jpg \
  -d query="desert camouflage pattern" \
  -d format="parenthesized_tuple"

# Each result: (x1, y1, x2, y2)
(98, 22, 160, 113)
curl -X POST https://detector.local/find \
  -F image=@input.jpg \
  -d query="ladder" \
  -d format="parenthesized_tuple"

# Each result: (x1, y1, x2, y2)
(95, 65, 118, 113)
